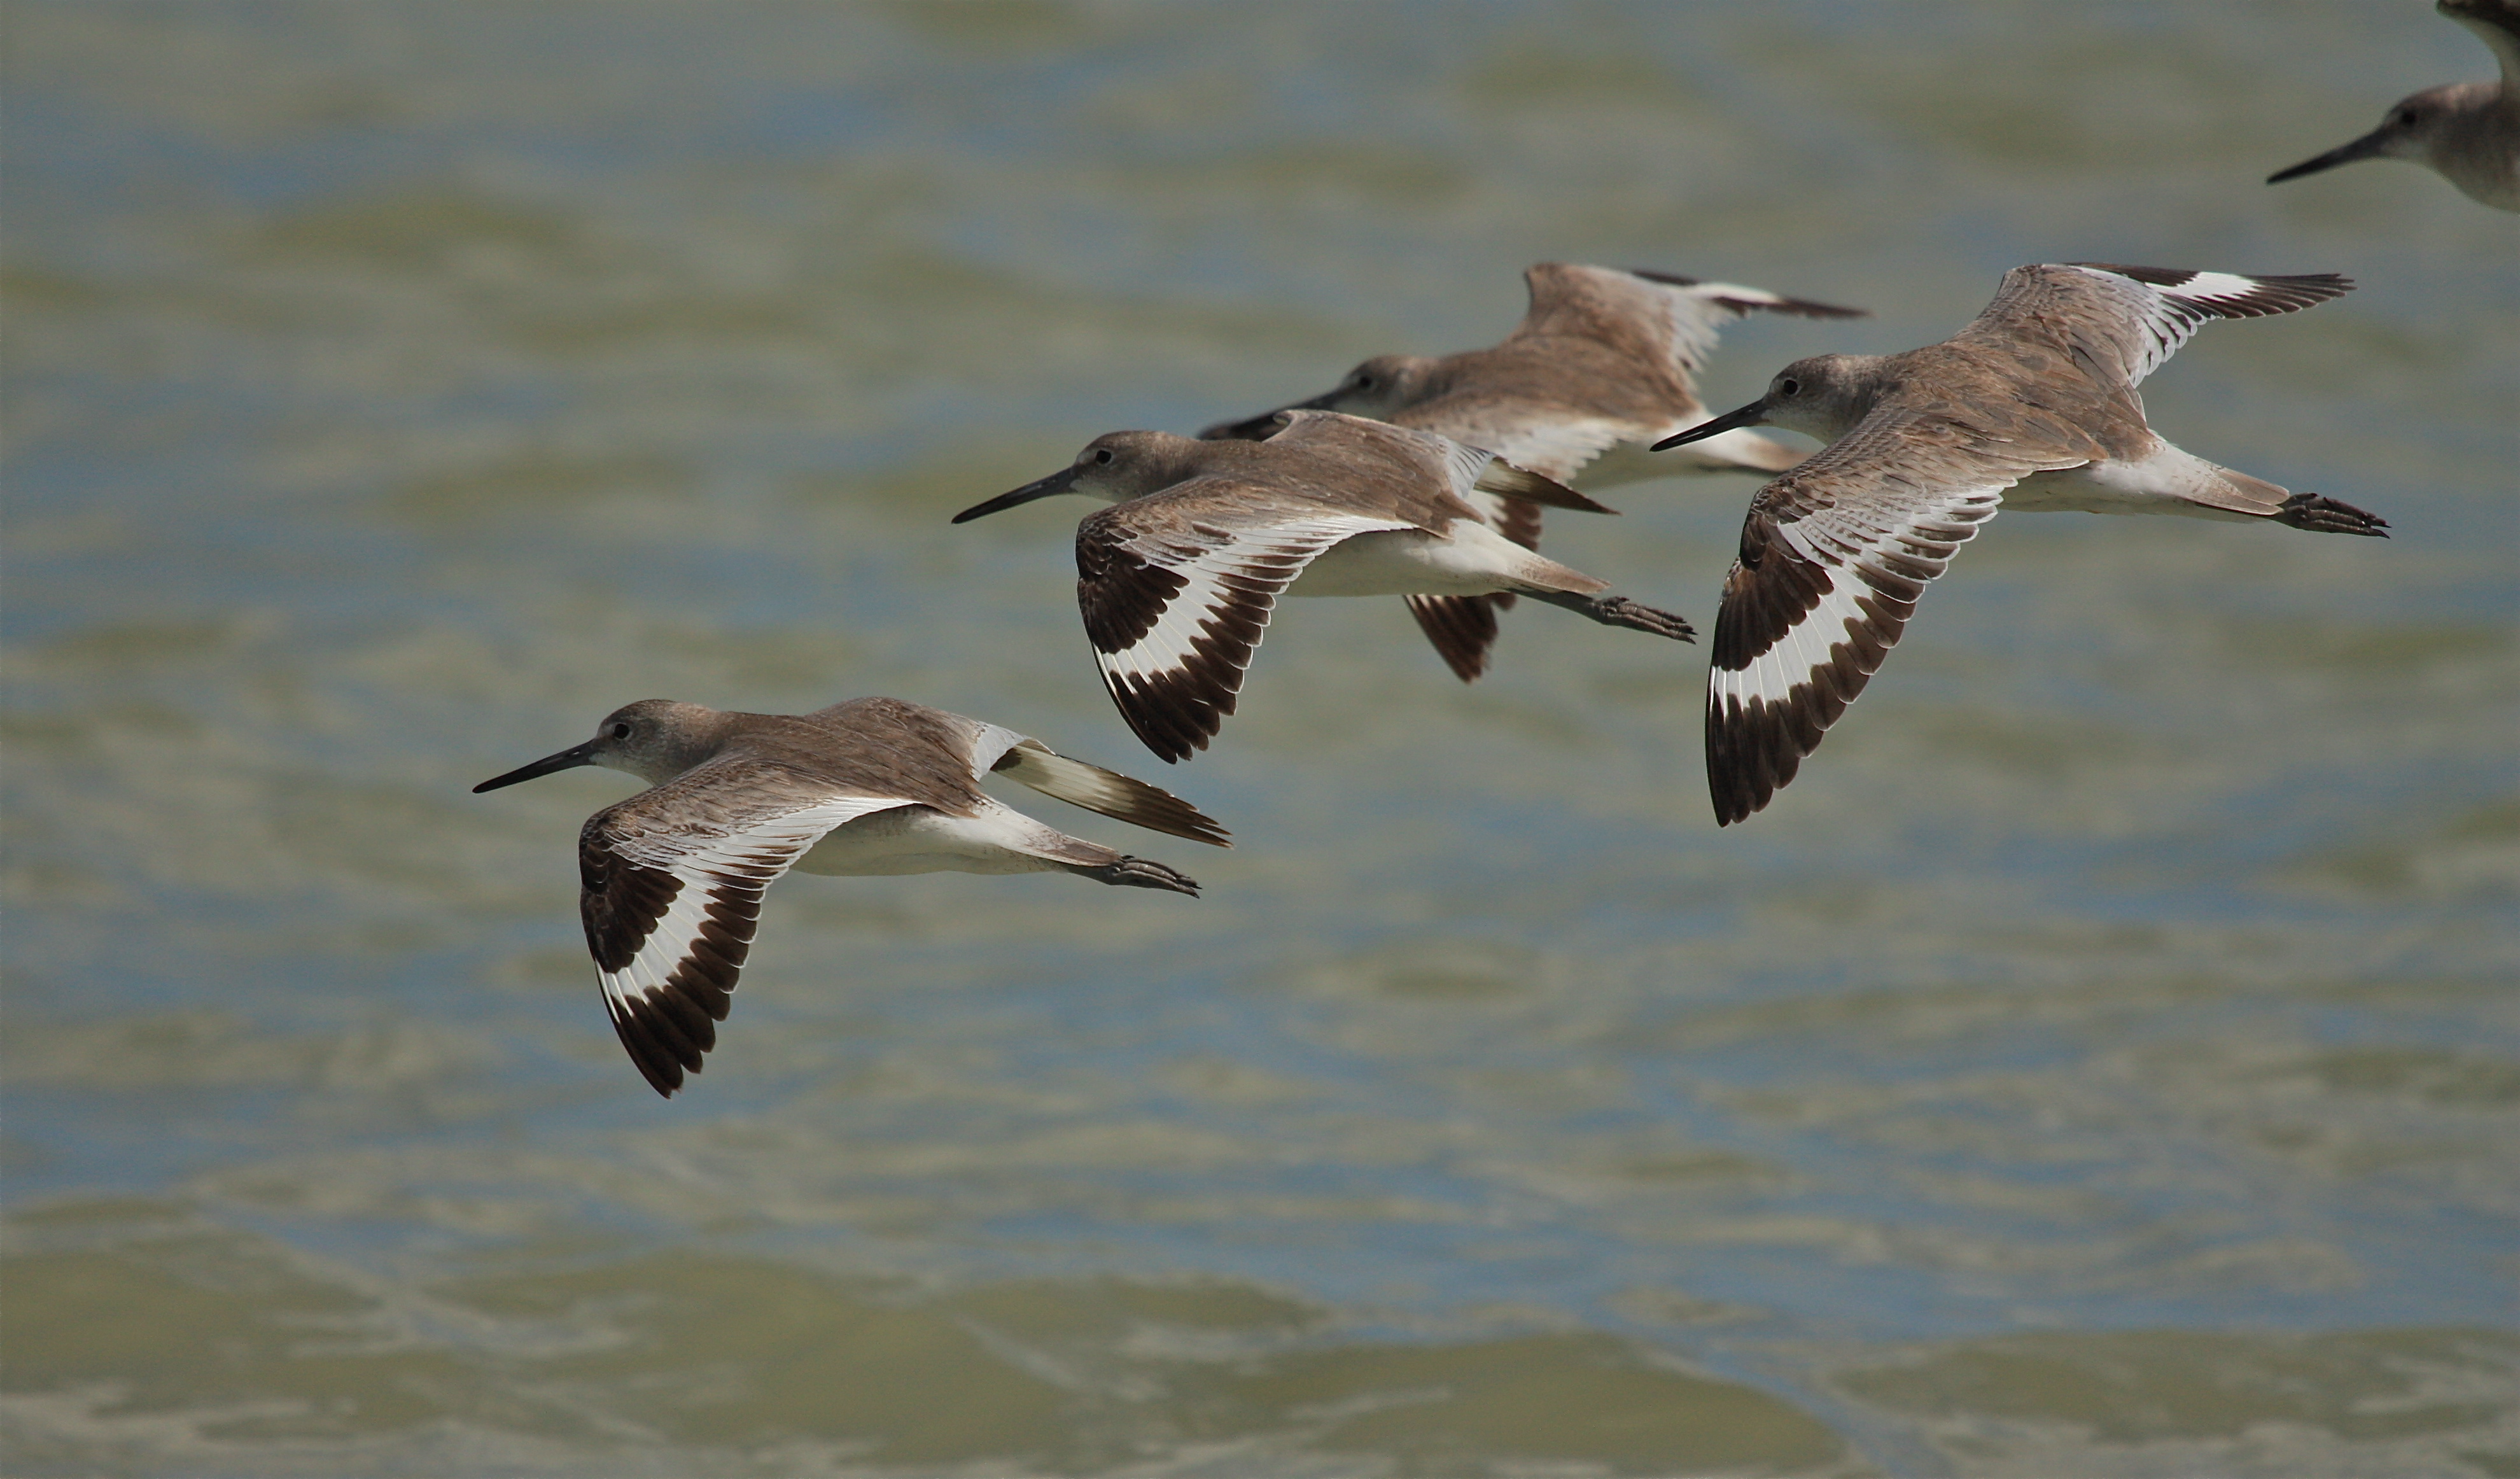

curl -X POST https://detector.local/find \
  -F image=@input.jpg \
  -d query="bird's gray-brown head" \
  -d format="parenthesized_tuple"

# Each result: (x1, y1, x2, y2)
(951, 430, 1215, 522)
(2267, 82, 2492, 185)
(1197, 354, 1441, 441)
(473, 699, 729, 792)
(1653, 353, 1877, 452)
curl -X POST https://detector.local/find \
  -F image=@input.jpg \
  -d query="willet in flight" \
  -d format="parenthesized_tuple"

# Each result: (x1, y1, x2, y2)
(1201, 265, 1864, 681)
(2267, 0, 2519, 211)
(1657, 263, 2387, 826)
(475, 697, 1227, 1096)
(952, 410, 1696, 762)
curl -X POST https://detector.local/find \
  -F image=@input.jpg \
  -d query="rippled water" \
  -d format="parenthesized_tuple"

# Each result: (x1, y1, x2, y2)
(4, 3, 2516, 1475)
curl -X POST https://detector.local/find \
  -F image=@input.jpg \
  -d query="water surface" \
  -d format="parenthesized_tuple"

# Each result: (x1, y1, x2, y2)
(4, 3, 2516, 1475)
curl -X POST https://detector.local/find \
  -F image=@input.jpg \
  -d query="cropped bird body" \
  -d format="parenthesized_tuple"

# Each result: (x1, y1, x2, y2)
(953, 410, 1696, 761)
(2267, 0, 2520, 211)
(474, 696, 1226, 1096)
(1658, 263, 2388, 827)
(1203, 263, 1866, 484)
(1201, 264, 1865, 680)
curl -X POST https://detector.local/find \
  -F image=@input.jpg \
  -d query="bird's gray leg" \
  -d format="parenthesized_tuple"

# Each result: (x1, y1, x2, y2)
(2274, 492, 2390, 537)
(1520, 589, 1697, 642)
(1074, 857, 1201, 895)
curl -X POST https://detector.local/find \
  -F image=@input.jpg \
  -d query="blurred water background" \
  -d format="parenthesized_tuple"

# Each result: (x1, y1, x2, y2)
(4, 3, 2516, 1475)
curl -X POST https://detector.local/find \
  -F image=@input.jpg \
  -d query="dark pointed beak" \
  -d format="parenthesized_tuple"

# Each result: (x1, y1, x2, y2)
(1653, 399, 1768, 451)
(1197, 391, 1339, 442)
(2267, 128, 2390, 184)
(951, 464, 1080, 524)
(474, 739, 600, 794)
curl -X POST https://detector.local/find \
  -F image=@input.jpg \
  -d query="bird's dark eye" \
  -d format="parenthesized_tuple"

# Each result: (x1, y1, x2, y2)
(1778, 377, 1802, 397)
(2394, 107, 2416, 125)
(611, 722, 632, 740)
(1093, 447, 1114, 465)
(1352, 374, 1373, 390)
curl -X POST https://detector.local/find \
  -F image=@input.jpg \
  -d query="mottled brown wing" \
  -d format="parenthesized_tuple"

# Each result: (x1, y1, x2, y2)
(1704, 411, 2077, 825)
(1519, 263, 1865, 377)
(580, 773, 911, 1096)
(1964, 263, 2350, 391)
(1078, 487, 1413, 762)
(1403, 592, 1508, 682)
(1257, 409, 1600, 525)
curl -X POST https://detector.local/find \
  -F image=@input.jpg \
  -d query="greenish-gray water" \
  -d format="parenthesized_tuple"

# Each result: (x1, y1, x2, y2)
(4, 3, 2515, 1475)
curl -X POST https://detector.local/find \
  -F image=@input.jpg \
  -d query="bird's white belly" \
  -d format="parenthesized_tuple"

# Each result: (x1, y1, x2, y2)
(794, 805, 1067, 877)
(2008, 456, 2257, 522)
(1289, 523, 1533, 598)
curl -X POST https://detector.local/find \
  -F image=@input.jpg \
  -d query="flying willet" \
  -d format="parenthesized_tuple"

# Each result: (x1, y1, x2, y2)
(1656, 263, 2388, 827)
(1200, 264, 1865, 682)
(951, 410, 1696, 762)
(475, 697, 1227, 1096)
(2267, 0, 2519, 211)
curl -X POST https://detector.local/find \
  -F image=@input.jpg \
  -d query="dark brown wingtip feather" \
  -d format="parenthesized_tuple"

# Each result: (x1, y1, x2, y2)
(1079, 521, 1280, 765)
(1622, 266, 1703, 289)
(1105, 667, 1230, 765)
(609, 994, 701, 1097)
(1406, 594, 1506, 683)
(1717, 293, 1870, 321)
(578, 821, 760, 1099)
(1702, 515, 1922, 827)
(1622, 267, 1867, 320)
(1707, 692, 1799, 827)
(2071, 264, 2354, 316)
(1078, 540, 1189, 655)
(1101, 769, 1236, 846)
(594, 889, 752, 1098)
(1161, 804, 1235, 848)
(1474, 459, 1619, 514)
(1711, 679, 1886, 827)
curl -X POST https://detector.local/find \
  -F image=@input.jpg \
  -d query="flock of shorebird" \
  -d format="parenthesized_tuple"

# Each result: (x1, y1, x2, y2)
(479, 0, 2514, 1097)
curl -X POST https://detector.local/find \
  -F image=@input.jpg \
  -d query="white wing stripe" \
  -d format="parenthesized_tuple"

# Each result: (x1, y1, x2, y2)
(1721, 491, 2002, 708)
(1094, 515, 1403, 683)
(2157, 270, 2264, 306)
(596, 794, 911, 1030)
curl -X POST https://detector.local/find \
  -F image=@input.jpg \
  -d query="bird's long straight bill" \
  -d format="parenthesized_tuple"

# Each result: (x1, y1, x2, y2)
(473, 740, 598, 793)
(1199, 394, 1340, 442)
(951, 465, 1079, 523)
(1652, 400, 1767, 451)
(2265, 129, 2390, 183)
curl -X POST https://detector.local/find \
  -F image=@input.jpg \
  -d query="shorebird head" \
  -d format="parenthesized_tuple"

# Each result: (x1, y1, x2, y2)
(953, 431, 1206, 522)
(2267, 83, 2480, 185)
(473, 699, 726, 792)
(1654, 354, 1873, 451)
(1196, 354, 1438, 440)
